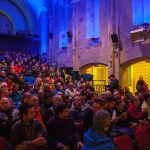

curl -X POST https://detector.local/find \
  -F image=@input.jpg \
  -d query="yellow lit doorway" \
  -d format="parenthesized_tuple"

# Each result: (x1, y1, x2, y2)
(79, 64, 108, 95)
(128, 60, 150, 94)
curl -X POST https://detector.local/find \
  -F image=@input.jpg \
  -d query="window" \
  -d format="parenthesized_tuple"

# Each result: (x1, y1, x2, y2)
(132, 0, 150, 25)
(86, 0, 100, 39)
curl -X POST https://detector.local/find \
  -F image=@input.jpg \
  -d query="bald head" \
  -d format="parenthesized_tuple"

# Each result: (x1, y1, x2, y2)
(0, 97, 10, 111)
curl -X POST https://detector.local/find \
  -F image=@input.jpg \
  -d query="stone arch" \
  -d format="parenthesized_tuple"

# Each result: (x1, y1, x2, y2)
(0, 11, 15, 33)
(120, 56, 150, 94)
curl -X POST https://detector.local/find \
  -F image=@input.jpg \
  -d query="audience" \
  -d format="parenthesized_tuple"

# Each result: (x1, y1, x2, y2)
(0, 51, 149, 150)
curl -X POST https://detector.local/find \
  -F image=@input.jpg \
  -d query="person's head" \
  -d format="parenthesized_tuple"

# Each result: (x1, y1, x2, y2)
(52, 95, 63, 106)
(18, 74, 24, 82)
(125, 86, 130, 92)
(12, 84, 19, 92)
(34, 84, 40, 91)
(105, 96, 116, 109)
(92, 98, 104, 113)
(19, 102, 35, 122)
(81, 83, 87, 89)
(0, 97, 10, 111)
(38, 90, 44, 98)
(113, 90, 121, 101)
(139, 76, 143, 80)
(103, 90, 112, 99)
(55, 102, 69, 119)
(73, 96, 82, 110)
(44, 92, 54, 104)
(43, 83, 50, 91)
(80, 91, 87, 101)
(7, 75, 14, 83)
(93, 110, 111, 133)
(29, 95, 39, 107)
(0, 82, 8, 96)
(56, 82, 61, 89)
(116, 100, 125, 112)
(143, 93, 150, 105)
(0, 71, 6, 77)
(68, 82, 74, 90)
(22, 92, 31, 103)
(109, 74, 115, 81)
(130, 96, 140, 108)
(35, 77, 42, 85)
(87, 92, 95, 101)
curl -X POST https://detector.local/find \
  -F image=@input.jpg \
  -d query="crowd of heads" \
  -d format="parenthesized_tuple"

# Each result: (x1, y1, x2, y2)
(0, 51, 150, 149)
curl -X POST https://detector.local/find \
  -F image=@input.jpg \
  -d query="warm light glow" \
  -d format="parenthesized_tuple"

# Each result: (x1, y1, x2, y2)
(130, 60, 150, 94)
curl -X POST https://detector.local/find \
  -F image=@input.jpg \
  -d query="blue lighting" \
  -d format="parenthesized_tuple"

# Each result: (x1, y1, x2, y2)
(59, 5, 68, 48)
(40, 11, 48, 54)
(86, 0, 100, 39)
(132, 0, 150, 25)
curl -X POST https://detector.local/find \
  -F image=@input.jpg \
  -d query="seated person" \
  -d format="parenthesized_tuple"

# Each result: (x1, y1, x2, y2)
(84, 98, 104, 131)
(128, 96, 146, 122)
(115, 100, 129, 127)
(70, 96, 84, 124)
(0, 97, 19, 140)
(11, 102, 47, 150)
(141, 93, 150, 119)
(105, 96, 116, 122)
(29, 95, 45, 128)
(46, 102, 83, 150)
(84, 110, 116, 150)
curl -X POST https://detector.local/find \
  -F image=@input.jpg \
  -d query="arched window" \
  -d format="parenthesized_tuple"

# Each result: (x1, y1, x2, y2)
(0, 12, 14, 34)
(58, 4, 68, 48)
(132, 0, 150, 25)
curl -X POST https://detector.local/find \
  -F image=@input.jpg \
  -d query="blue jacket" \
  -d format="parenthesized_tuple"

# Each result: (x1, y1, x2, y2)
(84, 129, 116, 150)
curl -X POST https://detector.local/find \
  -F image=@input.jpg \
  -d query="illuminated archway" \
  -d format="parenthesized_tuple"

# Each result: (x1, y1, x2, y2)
(80, 63, 108, 95)
(121, 57, 150, 94)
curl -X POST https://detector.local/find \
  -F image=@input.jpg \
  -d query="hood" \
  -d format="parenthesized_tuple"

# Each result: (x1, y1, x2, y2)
(84, 129, 113, 147)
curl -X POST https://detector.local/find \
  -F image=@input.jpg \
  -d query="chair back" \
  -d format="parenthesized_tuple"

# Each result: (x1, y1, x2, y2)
(135, 129, 150, 150)
(0, 137, 6, 150)
(114, 135, 134, 150)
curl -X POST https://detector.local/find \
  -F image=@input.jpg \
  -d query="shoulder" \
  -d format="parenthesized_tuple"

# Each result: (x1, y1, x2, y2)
(12, 120, 22, 131)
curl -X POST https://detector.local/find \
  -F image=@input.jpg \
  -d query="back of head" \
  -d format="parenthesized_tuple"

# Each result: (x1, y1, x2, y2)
(105, 96, 116, 103)
(93, 110, 111, 132)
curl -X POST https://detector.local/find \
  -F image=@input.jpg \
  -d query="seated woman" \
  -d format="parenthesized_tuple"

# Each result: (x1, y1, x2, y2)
(84, 110, 116, 150)
(115, 100, 129, 127)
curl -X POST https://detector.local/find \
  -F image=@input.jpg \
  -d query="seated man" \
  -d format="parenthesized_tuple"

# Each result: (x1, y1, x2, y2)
(70, 96, 84, 124)
(11, 102, 47, 150)
(46, 102, 83, 150)
(0, 97, 19, 140)
(128, 96, 146, 122)
(84, 98, 104, 131)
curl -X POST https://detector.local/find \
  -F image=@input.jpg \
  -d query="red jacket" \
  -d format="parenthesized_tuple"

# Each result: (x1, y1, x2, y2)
(128, 105, 145, 122)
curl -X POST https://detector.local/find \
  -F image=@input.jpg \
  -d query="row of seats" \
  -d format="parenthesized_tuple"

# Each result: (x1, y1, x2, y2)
(114, 128, 150, 150)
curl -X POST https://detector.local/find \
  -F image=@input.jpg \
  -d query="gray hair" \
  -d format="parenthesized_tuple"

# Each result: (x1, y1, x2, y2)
(93, 110, 111, 131)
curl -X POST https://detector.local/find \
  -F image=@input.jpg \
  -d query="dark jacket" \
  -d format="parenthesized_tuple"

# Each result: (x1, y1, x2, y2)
(11, 119, 46, 150)
(46, 116, 80, 150)
(0, 108, 19, 140)
(109, 79, 120, 93)
(84, 129, 116, 150)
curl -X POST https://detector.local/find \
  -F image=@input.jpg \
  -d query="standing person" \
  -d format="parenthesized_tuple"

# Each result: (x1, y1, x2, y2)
(109, 74, 120, 93)
(11, 102, 47, 150)
(84, 110, 116, 150)
(136, 76, 145, 92)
